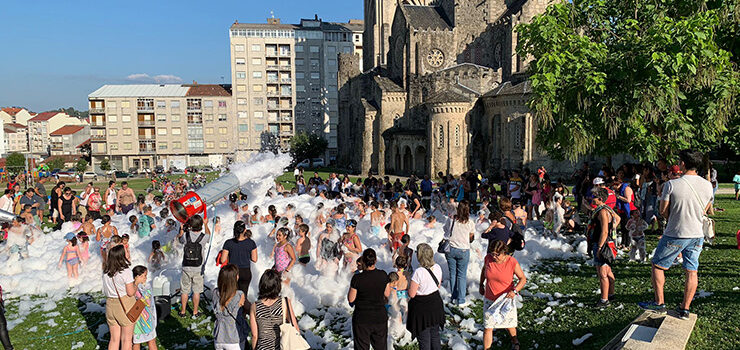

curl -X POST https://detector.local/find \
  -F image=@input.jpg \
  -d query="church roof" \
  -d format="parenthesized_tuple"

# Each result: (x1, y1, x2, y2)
(401, 5, 452, 31)
(374, 76, 405, 92)
(484, 81, 532, 97)
(425, 89, 472, 104)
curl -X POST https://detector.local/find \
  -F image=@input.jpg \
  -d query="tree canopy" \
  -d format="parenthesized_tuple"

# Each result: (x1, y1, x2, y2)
(75, 159, 88, 173)
(517, 0, 739, 162)
(99, 158, 111, 171)
(289, 132, 328, 165)
(5, 153, 26, 173)
(46, 157, 66, 170)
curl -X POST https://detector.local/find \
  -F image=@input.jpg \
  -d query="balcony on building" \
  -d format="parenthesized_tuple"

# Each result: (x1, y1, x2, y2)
(90, 115, 106, 127)
(187, 98, 202, 111)
(89, 100, 105, 114)
(137, 98, 154, 113)
(137, 115, 155, 127)
(139, 140, 156, 154)
(187, 113, 203, 124)
(279, 45, 291, 57)
(91, 133, 106, 142)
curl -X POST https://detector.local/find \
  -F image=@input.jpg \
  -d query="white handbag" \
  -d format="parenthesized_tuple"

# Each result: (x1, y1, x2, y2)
(682, 178, 715, 244)
(280, 297, 310, 350)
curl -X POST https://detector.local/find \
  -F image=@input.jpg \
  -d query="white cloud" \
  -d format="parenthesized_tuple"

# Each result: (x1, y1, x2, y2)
(125, 73, 183, 83)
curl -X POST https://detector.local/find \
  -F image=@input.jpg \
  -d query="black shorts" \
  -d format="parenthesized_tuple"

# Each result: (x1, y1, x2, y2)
(298, 256, 310, 265)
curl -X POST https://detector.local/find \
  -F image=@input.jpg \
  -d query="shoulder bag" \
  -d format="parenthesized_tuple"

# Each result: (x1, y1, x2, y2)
(681, 177, 715, 244)
(280, 297, 310, 350)
(437, 217, 455, 254)
(112, 274, 145, 323)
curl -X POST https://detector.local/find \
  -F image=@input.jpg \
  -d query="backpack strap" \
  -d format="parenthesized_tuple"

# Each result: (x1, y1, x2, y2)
(424, 267, 440, 288)
(681, 177, 709, 214)
(194, 233, 205, 244)
(185, 231, 192, 244)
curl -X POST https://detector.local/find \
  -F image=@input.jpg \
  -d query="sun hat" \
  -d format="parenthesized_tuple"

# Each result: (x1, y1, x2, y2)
(592, 177, 605, 185)
(64, 232, 75, 240)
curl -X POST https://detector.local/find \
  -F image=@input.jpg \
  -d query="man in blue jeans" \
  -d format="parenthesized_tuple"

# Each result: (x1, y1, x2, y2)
(639, 150, 712, 320)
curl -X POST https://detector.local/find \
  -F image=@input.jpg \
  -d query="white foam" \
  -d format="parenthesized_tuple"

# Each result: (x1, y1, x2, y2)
(0, 152, 588, 347)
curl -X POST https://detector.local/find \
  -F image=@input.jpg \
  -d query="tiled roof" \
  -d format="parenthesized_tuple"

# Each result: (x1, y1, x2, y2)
(77, 139, 91, 148)
(1, 108, 23, 116)
(5, 123, 26, 129)
(185, 84, 231, 97)
(88, 84, 190, 98)
(3, 127, 16, 134)
(426, 89, 472, 104)
(29, 111, 60, 121)
(374, 76, 405, 92)
(483, 81, 532, 97)
(401, 5, 452, 31)
(231, 22, 297, 30)
(50, 125, 85, 136)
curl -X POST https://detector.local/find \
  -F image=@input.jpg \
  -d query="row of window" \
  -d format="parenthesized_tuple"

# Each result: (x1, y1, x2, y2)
(230, 29, 357, 42)
(98, 100, 226, 109)
(106, 125, 261, 136)
(437, 125, 462, 148)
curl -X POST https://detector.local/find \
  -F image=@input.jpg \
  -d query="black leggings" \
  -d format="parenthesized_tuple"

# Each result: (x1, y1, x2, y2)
(0, 304, 13, 350)
(418, 326, 441, 350)
(237, 267, 252, 300)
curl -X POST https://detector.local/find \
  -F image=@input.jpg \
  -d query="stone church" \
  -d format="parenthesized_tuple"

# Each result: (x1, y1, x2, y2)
(337, 0, 559, 177)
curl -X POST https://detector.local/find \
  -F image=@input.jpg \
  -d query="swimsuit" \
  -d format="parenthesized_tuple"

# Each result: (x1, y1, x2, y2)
(297, 255, 310, 264)
(65, 247, 79, 266)
(392, 232, 404, 250)
(273, 243, 290, 272)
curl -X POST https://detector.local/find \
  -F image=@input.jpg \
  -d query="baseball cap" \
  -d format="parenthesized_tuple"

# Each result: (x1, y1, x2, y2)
(347, 219, 358, 227)
(64, 232, 75, 240)
(669, 165, 682, 174)
(592, 177, 605, 185)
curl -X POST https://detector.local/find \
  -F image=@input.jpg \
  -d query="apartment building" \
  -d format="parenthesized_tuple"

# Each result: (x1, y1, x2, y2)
(27, 111, 88, 156)
(0, 107, 35, 125)
(229, 17, 363, 161)
(49, 125, 90, 155)
(3, 123, 28, 154)
(88, 84, 235, 172)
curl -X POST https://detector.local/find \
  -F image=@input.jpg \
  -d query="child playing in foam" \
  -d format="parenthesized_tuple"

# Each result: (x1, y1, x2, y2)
(626, 210, 648, 262)
(58, 232, 82, 279)
(295, 223, 311, 265)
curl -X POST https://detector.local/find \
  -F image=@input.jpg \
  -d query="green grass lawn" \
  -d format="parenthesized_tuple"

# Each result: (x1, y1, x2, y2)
(4, 192, 739, 349)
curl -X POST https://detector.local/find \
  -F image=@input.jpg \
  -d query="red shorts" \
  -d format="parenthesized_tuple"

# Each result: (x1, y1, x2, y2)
(392, 232, 404, 250)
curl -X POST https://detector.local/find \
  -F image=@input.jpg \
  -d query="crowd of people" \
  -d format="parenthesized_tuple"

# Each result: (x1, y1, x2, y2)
(0, 148, 721, 350)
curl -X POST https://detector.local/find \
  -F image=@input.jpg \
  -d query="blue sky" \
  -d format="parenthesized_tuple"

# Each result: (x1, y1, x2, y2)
(0, 0, 362, 112)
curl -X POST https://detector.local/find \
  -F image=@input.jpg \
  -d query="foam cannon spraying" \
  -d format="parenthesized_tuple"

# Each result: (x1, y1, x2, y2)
(169, 152, 292, 223)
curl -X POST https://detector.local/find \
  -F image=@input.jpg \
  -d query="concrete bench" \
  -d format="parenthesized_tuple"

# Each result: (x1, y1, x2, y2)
(602, 310, 697, 350)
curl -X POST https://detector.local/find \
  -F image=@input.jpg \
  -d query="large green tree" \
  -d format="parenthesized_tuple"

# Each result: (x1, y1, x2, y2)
(75, 159, 88, 173)
(5, 152, 26, 173)
(517, 0, 739, 162)
(99, 158, 111, 171)
(289, 132, 328, 166)
(46, 157, 66, 170)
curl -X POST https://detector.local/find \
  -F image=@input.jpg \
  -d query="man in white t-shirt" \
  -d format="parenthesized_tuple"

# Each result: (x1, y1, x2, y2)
(639, 150, 712, 320)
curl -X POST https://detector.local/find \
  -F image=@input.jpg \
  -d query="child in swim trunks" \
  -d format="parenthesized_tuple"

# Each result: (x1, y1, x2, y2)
(295, 223, 311, 265)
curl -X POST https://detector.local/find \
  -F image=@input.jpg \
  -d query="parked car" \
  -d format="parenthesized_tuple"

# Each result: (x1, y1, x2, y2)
(200, 166, 214, 173)
(51, 168, 61, 176)
(185, 166, 198, 173)
(154, 166, 164, 174)
(137, 168, 151, 175)
(57, 170, 76, 180)
(295, 158, 326, 169)
(170, 168, 184, 175)
(82, 172, 98, 181)
(113, 171, 133, 179)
